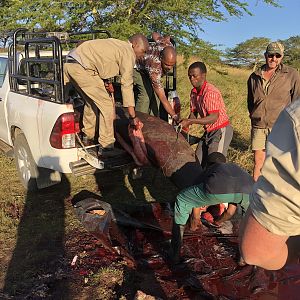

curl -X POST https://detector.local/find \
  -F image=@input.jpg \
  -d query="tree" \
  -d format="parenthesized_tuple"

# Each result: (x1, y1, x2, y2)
(224, 36, 300, 71)
(224, 37, 271, 71)
(281, 36, 300, 70)
(0, 0, 279, 62)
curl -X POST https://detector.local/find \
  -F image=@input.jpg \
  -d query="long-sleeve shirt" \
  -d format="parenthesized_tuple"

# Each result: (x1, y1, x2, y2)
(247, 63, 300, 129)
(71, 38, 136, 107)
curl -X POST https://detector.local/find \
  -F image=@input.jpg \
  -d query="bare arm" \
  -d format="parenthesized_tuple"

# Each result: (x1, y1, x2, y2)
(153, 86, 177, 118)
(239, 209, 289, 270)
(180, 112, 219, 128)
(240, 103, 300, 270)
(214, 203, 237, 225)
(127, 106, 136, 119)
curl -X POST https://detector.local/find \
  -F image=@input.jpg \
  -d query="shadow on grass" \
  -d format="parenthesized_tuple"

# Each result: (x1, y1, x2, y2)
(128, 167, 178, 203)
(230, 130, 251, 152)
(95, 169, 175, 298)
(70, 166, 176, 299)
(92, 167, 178, 206)
(3, 172, 70, 298)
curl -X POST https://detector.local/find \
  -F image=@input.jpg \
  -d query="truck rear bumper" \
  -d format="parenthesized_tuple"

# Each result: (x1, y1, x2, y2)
(69, 155, 136, 177)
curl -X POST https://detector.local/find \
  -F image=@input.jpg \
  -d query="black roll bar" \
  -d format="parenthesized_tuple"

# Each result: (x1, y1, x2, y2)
(8, 28, 111, 103)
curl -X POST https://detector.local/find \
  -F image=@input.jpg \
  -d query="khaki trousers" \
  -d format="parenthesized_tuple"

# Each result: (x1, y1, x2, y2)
(64, 63, 115, 148)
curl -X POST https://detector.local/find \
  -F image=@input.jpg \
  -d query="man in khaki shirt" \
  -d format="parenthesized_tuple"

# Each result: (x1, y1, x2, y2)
(64, 34, 149, 157)
(240, 100, 300, 270)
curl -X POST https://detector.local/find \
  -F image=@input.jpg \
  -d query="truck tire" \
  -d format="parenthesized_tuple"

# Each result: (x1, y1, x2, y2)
(14, 132, 39, 191)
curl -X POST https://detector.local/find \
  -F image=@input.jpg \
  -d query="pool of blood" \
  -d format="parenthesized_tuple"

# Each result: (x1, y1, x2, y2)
(75, 203, 300, 299)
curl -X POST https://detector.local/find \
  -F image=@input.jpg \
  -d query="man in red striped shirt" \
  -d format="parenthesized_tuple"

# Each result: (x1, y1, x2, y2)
(180, 61, 233, 166)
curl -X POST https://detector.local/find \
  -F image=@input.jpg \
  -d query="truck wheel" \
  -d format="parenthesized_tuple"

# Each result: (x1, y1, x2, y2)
(14, 133, 38, 191)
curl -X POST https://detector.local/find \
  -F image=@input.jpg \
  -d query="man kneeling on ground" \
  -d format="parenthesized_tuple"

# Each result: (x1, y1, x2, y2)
(170, 152, 254, 263)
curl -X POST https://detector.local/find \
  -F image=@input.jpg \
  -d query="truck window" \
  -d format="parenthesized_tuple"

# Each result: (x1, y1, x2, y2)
(0, 57, 7, 88)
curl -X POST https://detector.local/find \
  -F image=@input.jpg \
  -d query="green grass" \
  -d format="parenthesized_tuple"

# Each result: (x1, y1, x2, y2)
(88, 265, 124, 299)
(0, 62, 254, 298)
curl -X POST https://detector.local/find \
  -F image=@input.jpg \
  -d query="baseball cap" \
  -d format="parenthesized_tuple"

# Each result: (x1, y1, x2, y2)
(266, 42, 284, 55)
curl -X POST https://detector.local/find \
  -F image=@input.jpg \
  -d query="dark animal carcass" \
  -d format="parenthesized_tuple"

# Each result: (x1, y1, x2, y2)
(115, 109, 203, 189)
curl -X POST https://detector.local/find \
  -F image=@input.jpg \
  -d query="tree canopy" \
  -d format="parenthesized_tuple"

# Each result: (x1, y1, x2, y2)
(281, 36, 300, 70)
(0, 0, 279, 62)
(224, 37, 271, 70)
(225, 35, 300, 70)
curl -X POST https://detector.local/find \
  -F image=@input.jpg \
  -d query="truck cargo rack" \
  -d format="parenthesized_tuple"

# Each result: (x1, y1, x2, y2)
(8, 28, 111, 103)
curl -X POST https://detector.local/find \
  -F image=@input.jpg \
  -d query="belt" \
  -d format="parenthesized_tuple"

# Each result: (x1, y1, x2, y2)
(66, 58, 79, 64)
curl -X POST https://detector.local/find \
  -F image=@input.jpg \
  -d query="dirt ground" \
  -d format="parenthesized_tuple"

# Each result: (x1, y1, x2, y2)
(1, 150, 300, 300)
(0, 151, 179, 299)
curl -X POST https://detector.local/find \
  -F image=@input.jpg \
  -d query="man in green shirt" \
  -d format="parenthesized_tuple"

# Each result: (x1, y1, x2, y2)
(170, 152, 254, 263)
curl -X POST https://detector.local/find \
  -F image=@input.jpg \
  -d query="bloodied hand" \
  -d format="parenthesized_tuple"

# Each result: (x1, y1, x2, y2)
(129, 116, 143, 130)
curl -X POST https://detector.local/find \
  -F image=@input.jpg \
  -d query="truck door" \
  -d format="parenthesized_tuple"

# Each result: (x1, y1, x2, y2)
(0, 57, 9, 143)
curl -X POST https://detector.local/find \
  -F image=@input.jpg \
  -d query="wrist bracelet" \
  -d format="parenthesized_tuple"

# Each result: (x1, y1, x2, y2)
(129, 116, 136, 120)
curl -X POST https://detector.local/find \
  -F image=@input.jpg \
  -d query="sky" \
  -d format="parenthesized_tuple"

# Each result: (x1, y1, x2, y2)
(200, 0, 299, 50)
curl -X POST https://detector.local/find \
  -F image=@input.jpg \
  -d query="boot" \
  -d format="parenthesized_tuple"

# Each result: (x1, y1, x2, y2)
(170, 223, 185, 264)
(98, 146, 126, 158)
(81, 133, 94, 146)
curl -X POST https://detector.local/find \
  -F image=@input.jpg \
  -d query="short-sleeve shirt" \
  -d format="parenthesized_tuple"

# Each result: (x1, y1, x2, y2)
(190, 81, 230, 132)
(174, 163, 253, 225)
(137, 37, 173, 90)
(250, 100, 300, 236)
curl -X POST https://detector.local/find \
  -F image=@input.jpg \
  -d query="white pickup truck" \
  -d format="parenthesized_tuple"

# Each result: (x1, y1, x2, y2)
(0, 28, 136, 190)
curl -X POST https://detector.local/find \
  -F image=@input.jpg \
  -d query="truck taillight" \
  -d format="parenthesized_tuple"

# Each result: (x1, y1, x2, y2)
(50, 113, 80, 149)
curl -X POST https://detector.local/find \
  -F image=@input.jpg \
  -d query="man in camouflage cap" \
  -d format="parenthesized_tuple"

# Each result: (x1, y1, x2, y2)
(247, 41, 300, 181)
(265, 41, 284, 56)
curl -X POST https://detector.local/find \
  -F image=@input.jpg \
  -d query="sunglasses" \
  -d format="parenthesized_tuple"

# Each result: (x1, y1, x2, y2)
(267, 53, 282, 58)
